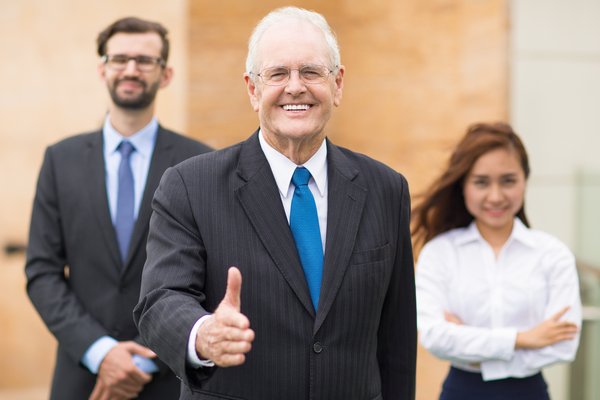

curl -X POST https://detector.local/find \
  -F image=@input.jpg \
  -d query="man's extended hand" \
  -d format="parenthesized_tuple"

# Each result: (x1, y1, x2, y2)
(89, 341, 154, 400)
(196, 267, 255, 367)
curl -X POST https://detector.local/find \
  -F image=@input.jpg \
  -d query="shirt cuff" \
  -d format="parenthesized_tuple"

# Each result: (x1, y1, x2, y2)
(492, 327, 518, 360)
(480, 328, 518, 380)
(81, 336, 118, 374)
(187, 315, 215, 368)
(132, 354, 160, 373)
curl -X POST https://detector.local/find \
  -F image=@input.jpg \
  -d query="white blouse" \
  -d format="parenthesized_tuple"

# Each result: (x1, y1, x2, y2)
(416, 218, 582, 381)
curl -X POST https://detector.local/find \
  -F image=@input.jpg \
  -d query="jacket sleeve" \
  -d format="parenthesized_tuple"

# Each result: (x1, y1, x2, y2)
(378, 175, 417, 399)
(134, 166, 214, 388)
(25, 147, 108, 365)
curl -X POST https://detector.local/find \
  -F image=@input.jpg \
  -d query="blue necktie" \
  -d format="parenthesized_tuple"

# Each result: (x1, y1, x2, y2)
(115, 141, 135, 263)
(290, 167, 323, 310)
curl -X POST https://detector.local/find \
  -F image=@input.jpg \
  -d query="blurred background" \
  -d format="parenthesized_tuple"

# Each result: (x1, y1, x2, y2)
(1, 0, 599, 399)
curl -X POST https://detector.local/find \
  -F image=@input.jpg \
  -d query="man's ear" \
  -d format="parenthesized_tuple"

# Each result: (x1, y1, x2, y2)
(244, 73, 260, 112)
(159, 66, 174, 89)
(333, 65, 344, 107)
(98, 61, 107, 82)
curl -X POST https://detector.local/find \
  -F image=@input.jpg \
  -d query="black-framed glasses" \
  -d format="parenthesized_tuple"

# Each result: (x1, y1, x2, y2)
(102, 54, 165, 72)
(251, 64, 337, 86)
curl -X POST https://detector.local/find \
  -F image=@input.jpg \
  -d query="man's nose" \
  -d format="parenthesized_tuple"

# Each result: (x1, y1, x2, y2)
(123, 59, 140, 75)
(285, 70, 306, 93)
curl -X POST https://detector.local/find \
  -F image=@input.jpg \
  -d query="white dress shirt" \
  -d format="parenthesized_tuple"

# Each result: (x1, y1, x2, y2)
(416, 218, 582, 381)
(258, 129, 328, 249)
(186, 130, 329, 368)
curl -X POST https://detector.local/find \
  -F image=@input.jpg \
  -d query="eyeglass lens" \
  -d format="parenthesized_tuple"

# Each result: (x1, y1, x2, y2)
(105, 55, 163, 71)
(259, 65, 332, 85)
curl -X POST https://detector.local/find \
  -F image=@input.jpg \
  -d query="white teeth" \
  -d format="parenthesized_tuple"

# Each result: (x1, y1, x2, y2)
(283, 104, 310, 111)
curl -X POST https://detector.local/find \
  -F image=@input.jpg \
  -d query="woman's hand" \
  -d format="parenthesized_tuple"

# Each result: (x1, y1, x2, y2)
(516, 306, 578, 349)
(444, 311, 464, 325)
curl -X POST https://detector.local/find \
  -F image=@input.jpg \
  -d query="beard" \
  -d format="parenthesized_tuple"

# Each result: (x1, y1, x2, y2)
(109, 78, 160, 110)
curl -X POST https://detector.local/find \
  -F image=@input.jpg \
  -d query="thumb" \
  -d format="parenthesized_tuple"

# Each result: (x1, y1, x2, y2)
(124, 341, 157, 359)
(551, 306, 570, 321)
(223, 266, 242, 311)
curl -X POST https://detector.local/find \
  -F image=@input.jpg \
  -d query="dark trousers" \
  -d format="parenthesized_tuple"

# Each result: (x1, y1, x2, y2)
(439, 367, 550, 400)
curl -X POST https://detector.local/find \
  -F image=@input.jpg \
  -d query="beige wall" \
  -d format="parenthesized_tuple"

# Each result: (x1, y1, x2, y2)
(188, 0, 508, 195)
(0, 0, 508, 397)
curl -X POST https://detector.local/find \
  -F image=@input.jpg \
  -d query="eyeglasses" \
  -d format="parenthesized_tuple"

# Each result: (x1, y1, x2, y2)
(251, 64, 337, 86)
(102, 54, 165, 72)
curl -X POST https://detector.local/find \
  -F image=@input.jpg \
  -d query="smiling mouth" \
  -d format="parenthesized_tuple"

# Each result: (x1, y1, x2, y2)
(282, 104, 311, 111)
(485, 208, 508, 216)
(118, 79, 144, 89)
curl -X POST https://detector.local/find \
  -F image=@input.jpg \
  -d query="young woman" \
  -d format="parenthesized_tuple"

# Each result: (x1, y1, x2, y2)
(413, 122, 581, 399)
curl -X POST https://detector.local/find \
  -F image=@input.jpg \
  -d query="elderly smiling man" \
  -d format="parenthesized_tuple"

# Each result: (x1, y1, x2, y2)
(135, 7, 417, 400)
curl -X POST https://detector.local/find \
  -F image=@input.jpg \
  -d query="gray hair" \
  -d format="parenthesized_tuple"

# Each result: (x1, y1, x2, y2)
(245, 7, 341, 74)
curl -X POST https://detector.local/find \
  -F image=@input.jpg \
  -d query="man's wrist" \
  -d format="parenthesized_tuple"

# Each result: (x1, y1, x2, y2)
(187, 315, 215, 368)
(81, 336, 118, 373)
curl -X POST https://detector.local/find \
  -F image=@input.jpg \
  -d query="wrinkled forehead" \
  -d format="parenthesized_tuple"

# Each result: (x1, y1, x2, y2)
(256, 20, 332, 69)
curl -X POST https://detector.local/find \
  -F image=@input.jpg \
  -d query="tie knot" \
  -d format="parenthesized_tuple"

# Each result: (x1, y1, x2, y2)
(118, 141, 135, 158)
(292, 167, 311, 187)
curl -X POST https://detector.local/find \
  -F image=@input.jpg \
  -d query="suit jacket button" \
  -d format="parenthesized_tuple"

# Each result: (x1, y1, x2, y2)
(313, 342, 323, 354)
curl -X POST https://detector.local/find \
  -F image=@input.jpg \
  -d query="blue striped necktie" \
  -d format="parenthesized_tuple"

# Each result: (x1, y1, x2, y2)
(115, 141, 135, 263)
(290, 167, 323, 310)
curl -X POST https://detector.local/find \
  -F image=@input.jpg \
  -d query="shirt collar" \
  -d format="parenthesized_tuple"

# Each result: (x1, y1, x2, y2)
(456, 217, 535, 248)
(258, 129, 328, 198)
(510, 217, 536, 248)
(103, 115, 158, 158)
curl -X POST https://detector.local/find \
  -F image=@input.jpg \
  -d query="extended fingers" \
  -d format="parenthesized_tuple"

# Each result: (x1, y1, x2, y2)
(556, 321, 579, 335)
(546, 321, 578, 344)
(550, 306, 571, 321)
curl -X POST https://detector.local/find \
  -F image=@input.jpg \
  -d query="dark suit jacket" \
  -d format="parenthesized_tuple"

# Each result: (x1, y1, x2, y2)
(134, 132, 417, 400)
(25, 126, 212, 400)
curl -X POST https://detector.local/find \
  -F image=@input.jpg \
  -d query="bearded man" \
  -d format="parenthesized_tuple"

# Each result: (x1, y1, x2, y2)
(25, 16, 211, 400)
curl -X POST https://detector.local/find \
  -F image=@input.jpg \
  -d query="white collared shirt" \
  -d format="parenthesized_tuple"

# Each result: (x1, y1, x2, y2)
(103, 116, 158, 222)
(258, 129, 328, 250)
(416, 218, 582, 381)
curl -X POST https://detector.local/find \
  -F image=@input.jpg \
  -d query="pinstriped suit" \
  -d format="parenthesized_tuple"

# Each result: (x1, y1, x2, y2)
(25, 126, 211, 399)
(135, 132, 417, 400)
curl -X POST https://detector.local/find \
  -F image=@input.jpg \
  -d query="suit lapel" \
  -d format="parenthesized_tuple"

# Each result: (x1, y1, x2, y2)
(124, 127, 174, 270)
(314, 141, 366, 333)
(85, 131, 122, 268)
(235, 133, 316, 317)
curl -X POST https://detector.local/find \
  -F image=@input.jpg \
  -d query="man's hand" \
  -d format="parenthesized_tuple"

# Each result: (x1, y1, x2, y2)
(516, 306, 579, 349)
(196, 267, 255, 367)
(89, 341, 154, 400)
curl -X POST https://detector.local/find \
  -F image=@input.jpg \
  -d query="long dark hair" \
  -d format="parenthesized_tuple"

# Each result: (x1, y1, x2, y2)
(412, 122, 530, 249)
